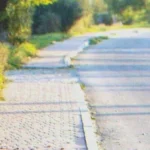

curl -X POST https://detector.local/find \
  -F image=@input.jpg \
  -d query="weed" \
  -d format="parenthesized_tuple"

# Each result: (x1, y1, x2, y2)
(89, 36, 108, 45)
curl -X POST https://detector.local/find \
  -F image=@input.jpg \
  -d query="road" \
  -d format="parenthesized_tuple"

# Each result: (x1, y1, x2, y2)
(74, 29, 150, 150)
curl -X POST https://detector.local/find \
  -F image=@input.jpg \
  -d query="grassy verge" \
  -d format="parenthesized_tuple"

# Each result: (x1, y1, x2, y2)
(89, 36, 108, 45)
(29, 33, 70, 49)
(7, 33, 70, 69)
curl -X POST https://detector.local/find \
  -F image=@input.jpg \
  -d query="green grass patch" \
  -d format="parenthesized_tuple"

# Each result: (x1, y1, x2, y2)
(7, 42, 37, 69)
(89, 36, 108, 45)
(80, 83, 86, 90)
(29, 33, 70, 49)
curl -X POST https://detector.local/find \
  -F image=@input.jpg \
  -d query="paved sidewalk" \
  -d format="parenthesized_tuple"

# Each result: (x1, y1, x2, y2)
(0, 34, 101, 150)
(1, 69, 87, 150)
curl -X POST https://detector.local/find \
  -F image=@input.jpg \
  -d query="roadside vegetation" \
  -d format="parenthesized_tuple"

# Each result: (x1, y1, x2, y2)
(0, 43, 8, 99)
(89, 36, 108, 45)
(6, 33, 70, 69)
(29, 33, 70, 49)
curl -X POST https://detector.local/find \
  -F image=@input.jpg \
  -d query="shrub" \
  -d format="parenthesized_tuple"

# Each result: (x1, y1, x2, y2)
(121, 7, 134, 25)
(94, 13, 113, 25)
(17, 42, 36, 57)
(0, 43, 8, 98)
(89, 36, 108, 45)
(32, 0, 82, 34)
(6, 2, 33, 44)
(69, 14, 93, 35)
(8, 42, 36, 69)
(33, 12, 61, 34)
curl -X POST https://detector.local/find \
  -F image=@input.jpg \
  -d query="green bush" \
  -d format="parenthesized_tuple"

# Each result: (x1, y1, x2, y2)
(6, 2, 33, 44)
(32, 0, 82, 34)
(8, 42, 36, 69)
(0, 43, 8, 99)
(69, 14, 93, 35)
(34, 12, 61, 34)
(89, 36, 108, 45)
(121, 7, 134, 25)
(121, 7, 147, 25)
(17, 42, 36, 57)
(94, 13, 113, 25)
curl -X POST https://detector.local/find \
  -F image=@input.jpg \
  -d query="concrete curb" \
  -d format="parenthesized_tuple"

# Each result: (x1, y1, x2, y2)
(78, 86, 99, 150)
(63, 39, 99, 150)
(64, 40, 89, 66)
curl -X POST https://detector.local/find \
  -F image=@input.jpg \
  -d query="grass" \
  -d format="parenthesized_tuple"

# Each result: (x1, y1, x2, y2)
(89, 36, 108, 45)
(80, 83, 86, 90)
(70, 23, 150, 36)
(29, 33, 71, 49)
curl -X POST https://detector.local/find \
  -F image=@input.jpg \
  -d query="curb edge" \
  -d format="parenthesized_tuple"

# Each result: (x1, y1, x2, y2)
(64, 40, 89, 66)
(78, 86, 99, 150)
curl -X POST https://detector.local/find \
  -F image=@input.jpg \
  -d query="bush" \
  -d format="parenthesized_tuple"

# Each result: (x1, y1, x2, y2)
(8, 42, 36, 69)
(89, 36, 108, 45)
(33, 12, 61, 34)
(121, 7, 147, 25)
(121, 7, 134, 25)
(32, 0, 82, 34)
(6, 2, 33, 44)
(94, 13, 113, 25)
(17, 42, 36, 57)
(0, 43, 8, 98)
(69, 14, 93, 35)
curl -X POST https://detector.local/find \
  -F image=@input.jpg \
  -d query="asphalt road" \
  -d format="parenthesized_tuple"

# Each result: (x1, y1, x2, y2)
(74, 29, 150, 150)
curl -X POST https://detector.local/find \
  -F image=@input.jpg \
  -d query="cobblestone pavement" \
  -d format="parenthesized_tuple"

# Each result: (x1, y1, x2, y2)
(0, 69, 87, 150)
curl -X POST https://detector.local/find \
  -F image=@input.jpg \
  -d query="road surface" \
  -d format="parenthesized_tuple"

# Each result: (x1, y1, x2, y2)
(74, 29, 150, 150)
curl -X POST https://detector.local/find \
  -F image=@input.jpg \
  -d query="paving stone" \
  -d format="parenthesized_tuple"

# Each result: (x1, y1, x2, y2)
(1, 69, 87, 150)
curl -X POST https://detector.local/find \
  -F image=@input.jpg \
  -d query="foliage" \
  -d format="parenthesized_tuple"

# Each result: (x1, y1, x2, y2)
(92, 0, 107, 13)
(105, 0, 146, 14)
(94, 12, 113, 25)
(6, 2, 33, 44)
(0, 43, 8, 99)
(69, 14, 93, 35)
(33, 11, 61, 34)
(8, 42, 36, 69)
(29, 33, 70, 49)
(89, 36, 108, 45)
(104, 0, 150, 25)
(2, 0, 56, 44)
(121, 7, 147, 25)
(8, 33, 70, 69)
(33, 0, 82, 34)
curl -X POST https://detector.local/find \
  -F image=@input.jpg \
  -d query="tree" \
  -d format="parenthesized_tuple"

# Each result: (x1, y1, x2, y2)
(105, 0, 146, 14)
(33, 0, 83, 33)
(4, 0, 56, 44)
